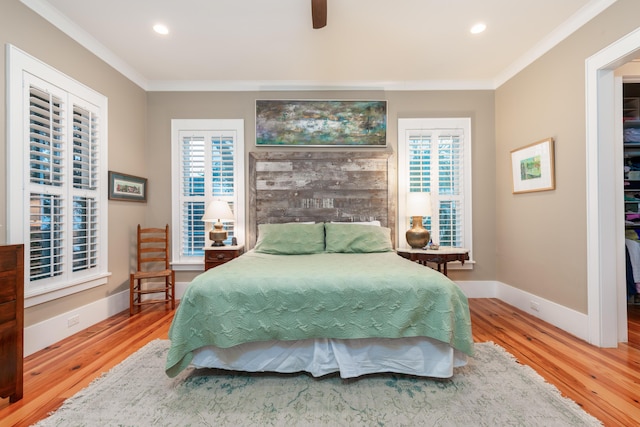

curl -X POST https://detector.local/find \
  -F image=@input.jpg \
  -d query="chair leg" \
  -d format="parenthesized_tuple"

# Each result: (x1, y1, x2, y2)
(129, 274, 135, 316)
(170, 271, 176, 310)
(130, 272, 176, 314)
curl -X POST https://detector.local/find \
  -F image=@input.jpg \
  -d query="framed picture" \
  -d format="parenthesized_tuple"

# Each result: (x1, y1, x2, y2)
(108, 171, 147, 202)
(510, 138, 555, 194)
(256, 100, 387, 146)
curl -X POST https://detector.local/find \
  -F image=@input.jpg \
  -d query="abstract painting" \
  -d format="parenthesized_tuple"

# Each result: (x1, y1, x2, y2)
(256, 100, 387, 146)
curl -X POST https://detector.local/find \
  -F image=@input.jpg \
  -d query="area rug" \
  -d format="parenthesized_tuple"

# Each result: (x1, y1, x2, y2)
(33, 340, 602, 426)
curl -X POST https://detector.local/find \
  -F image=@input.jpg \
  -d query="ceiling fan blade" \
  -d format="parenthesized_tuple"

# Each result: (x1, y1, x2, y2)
(312, 0, 327, 29)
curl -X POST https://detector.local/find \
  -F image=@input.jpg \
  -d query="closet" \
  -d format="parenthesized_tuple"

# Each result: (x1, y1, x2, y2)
(624, 83, 640, 303)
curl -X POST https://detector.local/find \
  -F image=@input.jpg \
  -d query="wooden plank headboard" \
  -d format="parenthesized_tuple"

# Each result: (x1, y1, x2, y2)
(248, 151, 395, 248)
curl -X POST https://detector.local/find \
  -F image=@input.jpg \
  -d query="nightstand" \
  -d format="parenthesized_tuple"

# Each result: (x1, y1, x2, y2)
(204, 245, 244, 271)
(397, 247, 469, 276)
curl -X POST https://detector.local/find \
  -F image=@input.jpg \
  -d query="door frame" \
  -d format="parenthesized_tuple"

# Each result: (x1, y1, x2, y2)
(586, 26, 640, 346)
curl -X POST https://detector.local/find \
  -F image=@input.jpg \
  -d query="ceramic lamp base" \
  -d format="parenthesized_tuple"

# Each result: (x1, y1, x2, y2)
(406, 216, 430, 249)
(209, 222, 227, 246)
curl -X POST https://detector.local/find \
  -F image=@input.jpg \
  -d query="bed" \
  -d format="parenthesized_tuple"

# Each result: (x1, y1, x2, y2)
(165, 222, 474, 379)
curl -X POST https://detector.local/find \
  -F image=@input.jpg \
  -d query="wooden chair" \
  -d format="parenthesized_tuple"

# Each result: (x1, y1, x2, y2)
(129, 224, 175, 315)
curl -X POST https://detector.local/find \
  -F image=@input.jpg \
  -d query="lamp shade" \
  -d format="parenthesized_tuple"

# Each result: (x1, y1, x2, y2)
(406, 192, 432, 217)
(202, 200, 234, 222)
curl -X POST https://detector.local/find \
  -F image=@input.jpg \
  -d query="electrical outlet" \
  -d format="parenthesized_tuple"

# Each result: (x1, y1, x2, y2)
(530, 301, 540, 312)
(67, 314, 80, 328)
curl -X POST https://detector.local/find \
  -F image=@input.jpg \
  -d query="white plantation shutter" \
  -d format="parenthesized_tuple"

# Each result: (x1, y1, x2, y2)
(29, 86, 65, 187)
(180, 135, 206, 256)
(71, 104, 99, 272)
(399, 118, 472, 261)
(28, 83, 68, 285)
(435, 132, 464, 247)
(72, 105, 98, 190)
(29, 193, 64, 280)
(26, 84, 103, 285)
(408, 134, 431, 193)
(72, 196, 98, 272)
(172, 120, 245, 267)
(210, 134, 236, 244)
(8, 45, 109, 304)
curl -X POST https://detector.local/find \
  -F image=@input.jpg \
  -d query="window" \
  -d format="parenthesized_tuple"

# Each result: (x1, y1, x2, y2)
(7, 45, 109, 305)
(398, 118, 472, 264)
(171, 120, 245, 269)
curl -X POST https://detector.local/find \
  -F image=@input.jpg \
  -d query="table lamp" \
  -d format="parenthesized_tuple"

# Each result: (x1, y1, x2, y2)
(405, 192, 432, 249)
(202, 200, 234, 246)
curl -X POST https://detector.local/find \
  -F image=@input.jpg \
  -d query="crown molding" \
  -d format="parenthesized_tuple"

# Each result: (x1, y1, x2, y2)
(145, 79, 495, 92)
(494, 0, 619, 88)
(20, 0, 149, 90)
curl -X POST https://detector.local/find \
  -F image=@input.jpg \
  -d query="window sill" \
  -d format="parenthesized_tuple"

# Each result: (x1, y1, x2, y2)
(172, 262, 205, 272)
(445, 260, 475, 271)
(25, 272, 111, 308)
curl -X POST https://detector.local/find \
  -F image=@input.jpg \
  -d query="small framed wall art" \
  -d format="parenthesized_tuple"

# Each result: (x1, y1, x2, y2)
(108, 171, 147, 202)
(510, 138, 555, 194)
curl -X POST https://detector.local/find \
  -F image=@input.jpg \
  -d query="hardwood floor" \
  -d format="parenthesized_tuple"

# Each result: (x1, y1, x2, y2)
(0, 305, 175, 427)
(1, 299, 639, 426)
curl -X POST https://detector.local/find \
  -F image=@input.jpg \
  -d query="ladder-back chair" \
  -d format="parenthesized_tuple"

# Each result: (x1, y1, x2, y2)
(129, 224, 175, 315)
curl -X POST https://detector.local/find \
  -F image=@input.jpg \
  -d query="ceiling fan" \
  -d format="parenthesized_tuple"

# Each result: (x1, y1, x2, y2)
(312, 0, 327, 29)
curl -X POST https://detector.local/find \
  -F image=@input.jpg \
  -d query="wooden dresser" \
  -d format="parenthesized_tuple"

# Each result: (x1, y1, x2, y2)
(0, 244, 24, 403)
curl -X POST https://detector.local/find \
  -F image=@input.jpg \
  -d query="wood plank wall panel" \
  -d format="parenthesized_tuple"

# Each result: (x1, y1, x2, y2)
(248, 151, 394, 248)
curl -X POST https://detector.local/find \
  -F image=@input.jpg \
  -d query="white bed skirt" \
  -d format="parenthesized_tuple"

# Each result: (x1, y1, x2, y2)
(191, 336, 468, 379)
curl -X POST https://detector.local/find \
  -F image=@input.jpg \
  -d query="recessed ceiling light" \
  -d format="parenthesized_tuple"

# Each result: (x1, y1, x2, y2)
(470, 23, 486, 34)
(153, 24, 169, 35)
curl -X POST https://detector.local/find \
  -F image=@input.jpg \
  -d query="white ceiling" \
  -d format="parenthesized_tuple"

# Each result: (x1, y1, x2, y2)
(22, 0, 618, 91)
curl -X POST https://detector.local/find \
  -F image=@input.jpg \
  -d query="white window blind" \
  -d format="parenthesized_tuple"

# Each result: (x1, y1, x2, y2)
(399, 118, 472, 262)
(29, 86, 64, 186)
(172, 120, 245, 268)
(180, 135, 206, 257)
(71, 104, 99, 273)
(8, 45, 109, 305)
(29, 193, 64, 281)
(72, 105, 99, 190)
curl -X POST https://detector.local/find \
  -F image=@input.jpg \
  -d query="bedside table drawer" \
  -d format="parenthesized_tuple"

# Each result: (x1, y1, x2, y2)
(203, 246, 243, 271)
(205, 250, 235, 263)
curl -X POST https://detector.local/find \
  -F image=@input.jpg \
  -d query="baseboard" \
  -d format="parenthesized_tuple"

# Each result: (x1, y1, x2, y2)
(455, 280, 589, 342)
(24, 279, 589, 356)
(24, 282, 193, 356)
(24, 290, 130, 356)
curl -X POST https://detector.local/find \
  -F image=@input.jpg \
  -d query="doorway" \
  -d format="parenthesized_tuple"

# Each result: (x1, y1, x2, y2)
(621, 80, 640, 344)
(586, 27, 640, 347)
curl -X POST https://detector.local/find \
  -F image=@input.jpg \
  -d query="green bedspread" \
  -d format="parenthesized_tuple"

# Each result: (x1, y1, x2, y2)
(166, 250, 473, 377)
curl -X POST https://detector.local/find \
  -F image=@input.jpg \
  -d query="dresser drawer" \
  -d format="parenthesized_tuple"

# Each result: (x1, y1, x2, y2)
(0, 300, 16, 324)
(0, 250, 18, 273)
(0, 271, 17, 304)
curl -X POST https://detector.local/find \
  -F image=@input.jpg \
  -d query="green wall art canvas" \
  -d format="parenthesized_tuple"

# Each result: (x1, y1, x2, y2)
(256, 100, 387, 146)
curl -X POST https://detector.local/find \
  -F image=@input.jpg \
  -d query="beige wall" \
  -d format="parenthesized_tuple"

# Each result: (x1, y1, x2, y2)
(0, 1, 148, 326)
(147, 90, 496, 283)
(495, 0, 640, 313)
